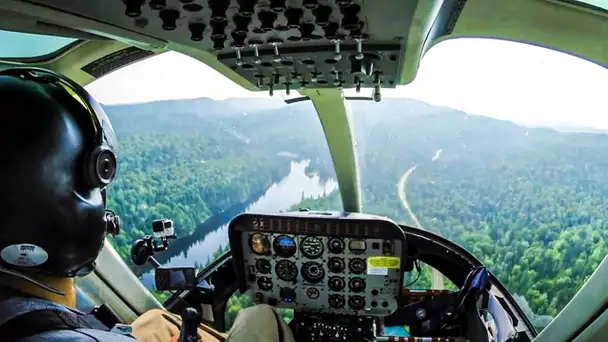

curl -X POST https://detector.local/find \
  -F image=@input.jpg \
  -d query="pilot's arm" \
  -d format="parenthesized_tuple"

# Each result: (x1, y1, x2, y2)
(131, 304, 295, 342)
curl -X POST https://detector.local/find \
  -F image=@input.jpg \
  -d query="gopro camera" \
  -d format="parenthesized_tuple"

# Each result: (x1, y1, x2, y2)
(152, 219, 175, 239)
(155, 267, 196, 291)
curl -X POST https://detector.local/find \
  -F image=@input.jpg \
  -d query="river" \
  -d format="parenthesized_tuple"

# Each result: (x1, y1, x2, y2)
(141, 160, 338, 289)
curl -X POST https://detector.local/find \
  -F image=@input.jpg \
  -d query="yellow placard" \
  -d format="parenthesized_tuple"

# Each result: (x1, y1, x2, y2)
(367, 256, 401, 269)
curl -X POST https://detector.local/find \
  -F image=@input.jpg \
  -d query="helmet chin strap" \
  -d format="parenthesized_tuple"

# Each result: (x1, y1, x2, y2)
(0, 267, 65, 295)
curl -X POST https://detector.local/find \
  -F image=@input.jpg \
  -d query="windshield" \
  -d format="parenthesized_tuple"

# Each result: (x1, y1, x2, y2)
(85, 39, 607, 332)
(0, 29, 77, 58)
(348, 38, 608, 330)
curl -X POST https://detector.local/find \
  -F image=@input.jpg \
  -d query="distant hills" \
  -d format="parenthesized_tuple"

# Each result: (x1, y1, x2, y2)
(104, 96, 606, 136)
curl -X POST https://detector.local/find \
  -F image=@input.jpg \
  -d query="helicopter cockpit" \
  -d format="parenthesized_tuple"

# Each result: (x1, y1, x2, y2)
(0, 0, 606, 342)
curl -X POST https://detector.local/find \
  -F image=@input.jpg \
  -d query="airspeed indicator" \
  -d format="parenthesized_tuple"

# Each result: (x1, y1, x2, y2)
(301, 236, 324, 259)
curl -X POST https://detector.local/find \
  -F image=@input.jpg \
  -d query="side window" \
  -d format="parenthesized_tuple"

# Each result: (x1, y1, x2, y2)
(85, 51, 342, 305)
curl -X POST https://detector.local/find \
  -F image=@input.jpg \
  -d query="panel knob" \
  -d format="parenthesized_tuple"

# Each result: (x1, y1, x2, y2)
(188, 22, 206, 41)
(159, 9, 180, 30)
(285, 8, 303, 29)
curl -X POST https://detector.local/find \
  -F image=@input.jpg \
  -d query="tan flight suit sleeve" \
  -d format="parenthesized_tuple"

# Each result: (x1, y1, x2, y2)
(227, 304, 295, 342)
(131, 305, 294, 342)
(131, 308, 227, 342)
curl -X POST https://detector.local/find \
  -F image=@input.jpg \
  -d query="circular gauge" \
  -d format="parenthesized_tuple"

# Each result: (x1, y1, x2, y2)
(273, 235, 297, 258)
(257, 276, 273, 291)
(250, 233, 270, 255)
(275, 259, 298, 281)
(348, 239, 367, 254)
(301, 236, 324, 259)
(255, 259, 271, 274)
(328, 276, 345, 291)
(327, 237, 345, 254)
(301, 261, 325, 283)
(348, 277, 366, 293)
(349, 258, 366, 274)
(328, 294, 345, 309)
(327, 257, 345, 273)
(348, 295, 365, 310)
(306, 287, 320, 299)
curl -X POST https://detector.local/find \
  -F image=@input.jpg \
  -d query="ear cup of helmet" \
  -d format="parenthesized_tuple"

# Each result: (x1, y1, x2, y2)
(4, 67, 119, 191)
(86, 145, 118, 188)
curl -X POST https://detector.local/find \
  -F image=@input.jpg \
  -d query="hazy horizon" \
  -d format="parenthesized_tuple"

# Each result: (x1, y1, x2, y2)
(87, 38, 608, 129)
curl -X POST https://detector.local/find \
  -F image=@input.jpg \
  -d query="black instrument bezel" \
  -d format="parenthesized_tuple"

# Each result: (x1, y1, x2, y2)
(228, 212, 408, 295)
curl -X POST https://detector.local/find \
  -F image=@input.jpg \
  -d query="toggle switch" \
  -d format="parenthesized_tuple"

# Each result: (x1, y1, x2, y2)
(249, 39, 264, 64)
(267, 37, 283, 62)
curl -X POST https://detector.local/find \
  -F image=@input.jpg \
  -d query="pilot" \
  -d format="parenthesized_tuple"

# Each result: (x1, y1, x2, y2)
(0, 67, 294, 342)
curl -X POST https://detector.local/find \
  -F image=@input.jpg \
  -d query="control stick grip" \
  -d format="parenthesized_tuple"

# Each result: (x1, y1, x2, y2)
(179, 307, 201, 342)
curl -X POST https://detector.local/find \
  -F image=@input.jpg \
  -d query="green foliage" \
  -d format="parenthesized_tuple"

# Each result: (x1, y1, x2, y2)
(348, 100, 608, 318)
(151, 290, 171, 303)
(102, 97, 606, 330)
(103, 100, 334, 266)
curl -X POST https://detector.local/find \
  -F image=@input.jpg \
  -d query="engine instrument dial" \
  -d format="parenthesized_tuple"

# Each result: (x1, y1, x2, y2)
(301, 261, 325, 283)
(349, 258, 366, 274)
(348, 277, 366, 293)
(273, 235, 297, 258)
(348, 295, 365, 310)
(306, 287, 320, 299)
(301, 236, 324, 259)
(250, 233, 270, 255)
(329, 294, 346, 309)
(255, 259, 271, 274)
(327, 257, 345, 273)
(328, 276, 345, 291)
(257, 276, 273, 291)
(275, 260, 298, 281)
(327, 237, 345, 254)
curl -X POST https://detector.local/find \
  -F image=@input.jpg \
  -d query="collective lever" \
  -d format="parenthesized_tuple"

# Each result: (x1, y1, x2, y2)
(179, 307, 202, 342)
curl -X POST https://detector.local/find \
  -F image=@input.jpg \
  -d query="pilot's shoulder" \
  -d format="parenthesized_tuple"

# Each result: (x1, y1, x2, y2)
(16, 329, 136, 341)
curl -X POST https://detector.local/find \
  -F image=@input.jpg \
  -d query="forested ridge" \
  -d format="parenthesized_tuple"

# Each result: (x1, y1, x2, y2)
(103, 98, 334, 264)
(103, 97, 606, 328)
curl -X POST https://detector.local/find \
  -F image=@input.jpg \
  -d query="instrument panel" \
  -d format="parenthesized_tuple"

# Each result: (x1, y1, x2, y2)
(228, 211, 407, 316)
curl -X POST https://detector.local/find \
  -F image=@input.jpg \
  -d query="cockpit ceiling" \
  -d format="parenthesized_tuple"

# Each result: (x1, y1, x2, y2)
(453, 0, 608, 68)
(1, 0, 607, 91)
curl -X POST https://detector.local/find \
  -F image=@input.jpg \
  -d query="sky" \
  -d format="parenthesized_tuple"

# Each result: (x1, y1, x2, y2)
(86, 38, 608, 129)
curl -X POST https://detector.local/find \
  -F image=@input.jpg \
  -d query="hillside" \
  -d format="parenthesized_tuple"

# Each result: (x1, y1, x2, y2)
(102, 96, 606, 323)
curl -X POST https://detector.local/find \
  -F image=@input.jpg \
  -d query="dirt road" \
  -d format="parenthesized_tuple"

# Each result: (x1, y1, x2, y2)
(398, 164, 445, 289)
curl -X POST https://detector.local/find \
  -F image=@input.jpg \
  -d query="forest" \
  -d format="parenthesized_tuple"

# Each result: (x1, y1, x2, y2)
(102, 97, 606, 331)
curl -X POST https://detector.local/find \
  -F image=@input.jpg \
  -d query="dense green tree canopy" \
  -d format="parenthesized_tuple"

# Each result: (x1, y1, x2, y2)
(102, 97, 606, 330)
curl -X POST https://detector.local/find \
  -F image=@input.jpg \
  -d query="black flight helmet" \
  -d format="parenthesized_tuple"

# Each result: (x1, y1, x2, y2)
(0, 67, 118, 281)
